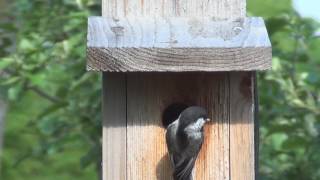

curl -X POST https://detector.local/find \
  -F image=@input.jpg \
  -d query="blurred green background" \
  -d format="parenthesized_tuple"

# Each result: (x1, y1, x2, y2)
(0, 0, 319, 180)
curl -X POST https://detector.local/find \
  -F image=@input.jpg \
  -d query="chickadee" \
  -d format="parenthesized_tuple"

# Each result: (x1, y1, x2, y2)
(165, 106, 210, 180)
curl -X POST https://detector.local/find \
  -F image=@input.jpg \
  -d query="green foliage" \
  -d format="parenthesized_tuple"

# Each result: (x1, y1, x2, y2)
(248, 0, 292, 18)
(248, 0, 320, 179)
(1, 92, 98, 180)
(0, 0, 319, 180)
(0, 0, 101, 179)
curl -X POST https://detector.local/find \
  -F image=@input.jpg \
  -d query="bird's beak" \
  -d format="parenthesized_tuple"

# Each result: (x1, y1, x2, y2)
(206, 118, 211, 122)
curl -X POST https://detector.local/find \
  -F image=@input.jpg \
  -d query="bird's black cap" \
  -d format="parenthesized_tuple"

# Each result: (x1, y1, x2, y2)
(178, 106, 208, 129)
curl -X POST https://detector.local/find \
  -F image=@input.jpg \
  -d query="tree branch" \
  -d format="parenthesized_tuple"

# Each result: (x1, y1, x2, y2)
(28, 86, 61, 103)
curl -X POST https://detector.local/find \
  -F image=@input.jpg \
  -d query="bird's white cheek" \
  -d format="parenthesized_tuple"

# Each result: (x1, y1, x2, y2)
(197, 118, 206, 127)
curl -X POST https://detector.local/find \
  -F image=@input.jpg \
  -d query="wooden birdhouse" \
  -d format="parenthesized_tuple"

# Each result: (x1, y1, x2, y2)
(86, 0, 271, 179)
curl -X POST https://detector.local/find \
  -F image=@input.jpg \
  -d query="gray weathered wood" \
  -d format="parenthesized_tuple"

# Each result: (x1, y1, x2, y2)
(88, 0, 271, 72)
(88, 17, 269, 48)
(101, 72, 257, 180)
(102, 0, 246, 20)
(98, 0, 264, 179)
(254, 73, 260, 179)
(102, 73, 127, 180)
(229, 72, 255, 180)
(87, 17, 271, 72)
(126, 73, 230, 180)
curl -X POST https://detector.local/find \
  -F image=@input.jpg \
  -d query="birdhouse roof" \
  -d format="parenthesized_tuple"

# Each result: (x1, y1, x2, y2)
(87, 16, 271, 72)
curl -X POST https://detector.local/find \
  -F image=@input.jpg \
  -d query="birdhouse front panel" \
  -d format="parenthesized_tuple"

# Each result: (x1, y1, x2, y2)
(103, 72, 255, 180)
(92, 0, 271, 179)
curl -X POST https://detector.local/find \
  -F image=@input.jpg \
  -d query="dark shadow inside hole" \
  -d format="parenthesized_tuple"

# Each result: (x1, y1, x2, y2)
(162, 103, 189, 128)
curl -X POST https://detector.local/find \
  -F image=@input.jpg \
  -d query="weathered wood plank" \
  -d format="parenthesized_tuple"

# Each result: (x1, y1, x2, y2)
(87, 47, 271, 72)
(99, 0, 262, 179)
(229, 72, 255, 180)
(102, 73, 257, 180)
(88, 17, 270, 48)
(195, 73, 230, 180)
(87, 17, 271, 72)
(102, 0, 245, 20)
(254, 73, 260, 179)
(126, 73, 172, 180)
(102, 73, 127, 180)
(126, 73, 230, 180)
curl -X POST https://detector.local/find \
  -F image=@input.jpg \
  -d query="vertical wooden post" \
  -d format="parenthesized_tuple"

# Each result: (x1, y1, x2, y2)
(103, 73, 126, 180)
(94, 0, 271, 180)
(229, 72, 255, 180)
(102, 0, 246, 19)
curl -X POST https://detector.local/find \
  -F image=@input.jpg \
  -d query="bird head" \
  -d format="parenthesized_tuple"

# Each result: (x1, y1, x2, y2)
(178, 106, 210, 132)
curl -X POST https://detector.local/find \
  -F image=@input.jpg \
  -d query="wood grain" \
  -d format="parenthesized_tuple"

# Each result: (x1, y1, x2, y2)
(99, 0, 261, 179)
(102, 0, 246, 20)
(88, 17, 270, 48)
(87, 47, 271, 72)
(126, 73, 230, 180)
(102, 73, 127, 180)
(102, 72, 257, 180)
(87, 17, 272, 72)
(229, 72, 255, 180)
